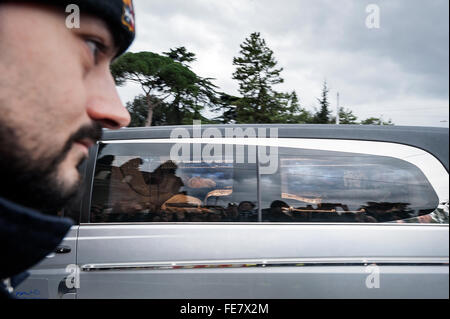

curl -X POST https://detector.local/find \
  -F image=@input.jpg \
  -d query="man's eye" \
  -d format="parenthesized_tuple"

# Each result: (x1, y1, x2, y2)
(85, 39, 103, 62)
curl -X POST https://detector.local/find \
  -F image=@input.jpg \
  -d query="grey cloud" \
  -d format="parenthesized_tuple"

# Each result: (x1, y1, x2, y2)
(123, 0, 449, 127)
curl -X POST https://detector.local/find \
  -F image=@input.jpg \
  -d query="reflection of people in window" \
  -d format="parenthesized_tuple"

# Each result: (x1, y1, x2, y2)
(187, 176, 216, 188)
(120, 158, 150, 196)
(106, 159, 185, 221)
(160, 194, 202, 222)
(109, 157, 149, 217)
(151, 160, 184, 210)
(91, 155, 116, 222)
(95, 155, 115, 180)
(269, 200, 293, 221)
(361, 202, 412, 222)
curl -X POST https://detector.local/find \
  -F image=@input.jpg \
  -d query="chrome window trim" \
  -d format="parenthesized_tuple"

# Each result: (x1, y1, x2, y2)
(80, 222, 449, 227)
(101, 138, 449, 203)
(81, 257, 449, 272)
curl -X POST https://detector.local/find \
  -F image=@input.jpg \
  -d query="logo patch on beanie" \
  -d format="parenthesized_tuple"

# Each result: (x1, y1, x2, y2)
(121, 0, 135, 33)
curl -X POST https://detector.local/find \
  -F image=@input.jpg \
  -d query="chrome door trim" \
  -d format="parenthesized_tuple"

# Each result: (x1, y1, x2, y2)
(79, 222, 450, 226)
(81, 257, 449, 272)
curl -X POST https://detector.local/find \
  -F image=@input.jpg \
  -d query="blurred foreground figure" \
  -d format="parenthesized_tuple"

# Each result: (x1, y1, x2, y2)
(0, 0, 135, 298)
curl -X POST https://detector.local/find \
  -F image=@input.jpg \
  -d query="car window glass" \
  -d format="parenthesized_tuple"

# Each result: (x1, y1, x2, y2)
(260, 147, 441, 223)
(91, 142, 258, 223)
(91, 142, 443, 224)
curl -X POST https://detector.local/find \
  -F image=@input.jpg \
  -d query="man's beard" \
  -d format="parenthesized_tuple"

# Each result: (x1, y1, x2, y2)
(0, 122, 102, 215)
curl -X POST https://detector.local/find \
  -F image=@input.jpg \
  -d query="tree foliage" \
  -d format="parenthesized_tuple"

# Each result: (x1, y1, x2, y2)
(338, 107, 359, 124)
(126, 94, 216, 127)
(212, 93, 240, 124)
(286, 91, 313, 123)
(313, 81, 331, 124)
(126, 95, 171, 127)
(111, 49, 221, 126)
(112, 41, 395, 127)
(360, 117, 394, 125)
(163, 47, 196, 67)
(231, 32, 304, 124)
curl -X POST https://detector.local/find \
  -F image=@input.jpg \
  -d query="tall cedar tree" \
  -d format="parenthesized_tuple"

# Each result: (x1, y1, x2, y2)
(212, 93, 241, 124)
(162, 47, 220, 125)
(126, 94, 214, 127)
(111, 49, 220, 126)
(314, 81, 331, 124)
(337, 107, 394, 125)
(163, 47, 196, 67)
(360, 117, 394, 125)
(232, 32, 300, 123)
(338, 107, 359, 124)
(287, 91, 313, 123)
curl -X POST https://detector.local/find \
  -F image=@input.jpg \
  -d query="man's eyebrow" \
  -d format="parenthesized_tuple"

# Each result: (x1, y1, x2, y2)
(95, 27, 117, 58)
(102, 35, 120, 58)
(80, 17, 118, 58)
(100, 26, 119, 57)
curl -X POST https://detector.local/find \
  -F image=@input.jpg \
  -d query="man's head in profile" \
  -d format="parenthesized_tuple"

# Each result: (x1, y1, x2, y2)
(0, 1, 135, 214)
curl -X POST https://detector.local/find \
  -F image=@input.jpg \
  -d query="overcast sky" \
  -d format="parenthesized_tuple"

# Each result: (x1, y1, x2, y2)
(118, 0, 449, 127)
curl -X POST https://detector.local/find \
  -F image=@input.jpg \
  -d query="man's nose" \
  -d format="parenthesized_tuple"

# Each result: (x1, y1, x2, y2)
(86, 72, 131, 129)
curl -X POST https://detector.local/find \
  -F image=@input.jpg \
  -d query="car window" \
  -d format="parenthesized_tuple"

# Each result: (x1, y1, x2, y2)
(260, 147, 442, 223)
(90, 141, 445, 224)
(90, 142, 258, 223)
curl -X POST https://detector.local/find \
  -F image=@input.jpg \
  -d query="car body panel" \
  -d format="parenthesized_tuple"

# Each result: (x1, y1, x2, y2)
(14, 226, 79, 299)
(15, 125, 450, 298)
(76, 224, 448, 298)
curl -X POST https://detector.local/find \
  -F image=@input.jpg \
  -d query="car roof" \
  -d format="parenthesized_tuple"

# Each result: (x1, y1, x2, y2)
(102, 124, 449, 172)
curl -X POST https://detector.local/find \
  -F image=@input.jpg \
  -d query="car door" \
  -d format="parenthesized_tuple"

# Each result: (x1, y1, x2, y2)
(76, 137, 449, 298)
(13, 226, 79, 299)
(13, 162, 86, 300)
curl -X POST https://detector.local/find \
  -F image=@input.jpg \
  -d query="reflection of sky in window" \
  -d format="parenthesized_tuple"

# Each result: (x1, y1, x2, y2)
(179, 162, 233, 188)
(278, 157, 433, 209)
(110, 155, 244, 189)
(283, 159, 423, 186)
(98, 144, 439, 216)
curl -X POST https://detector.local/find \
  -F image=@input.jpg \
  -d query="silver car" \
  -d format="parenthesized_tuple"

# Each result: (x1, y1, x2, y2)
(15, 124, 449, 299)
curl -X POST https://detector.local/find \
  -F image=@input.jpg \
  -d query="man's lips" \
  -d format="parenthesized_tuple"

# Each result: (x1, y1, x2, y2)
(76, 138, 95, 149)
(74, 138, 95, 155)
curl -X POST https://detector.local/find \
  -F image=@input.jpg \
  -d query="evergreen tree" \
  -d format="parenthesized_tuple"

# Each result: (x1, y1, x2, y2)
(163, 46, 196, 67)
(338, 107, 359, 124)
(126, 95, 154, 127)
(232, 32, 297, 123)
(360, 117, 394, 125)
(283, 91, 313, 123)
(212, 93, 241, 124)
(126, 94, 216, 127)
(111, 50, 221, 126)
(126, 95, 176, 127)
(314, 81, 331, 124)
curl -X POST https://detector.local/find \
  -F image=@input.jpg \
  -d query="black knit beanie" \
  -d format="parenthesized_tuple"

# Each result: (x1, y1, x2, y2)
(2, 0, 136, 57)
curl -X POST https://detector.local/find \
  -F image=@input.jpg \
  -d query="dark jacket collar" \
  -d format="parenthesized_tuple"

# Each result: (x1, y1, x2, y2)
(0, 197, 73, 280)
